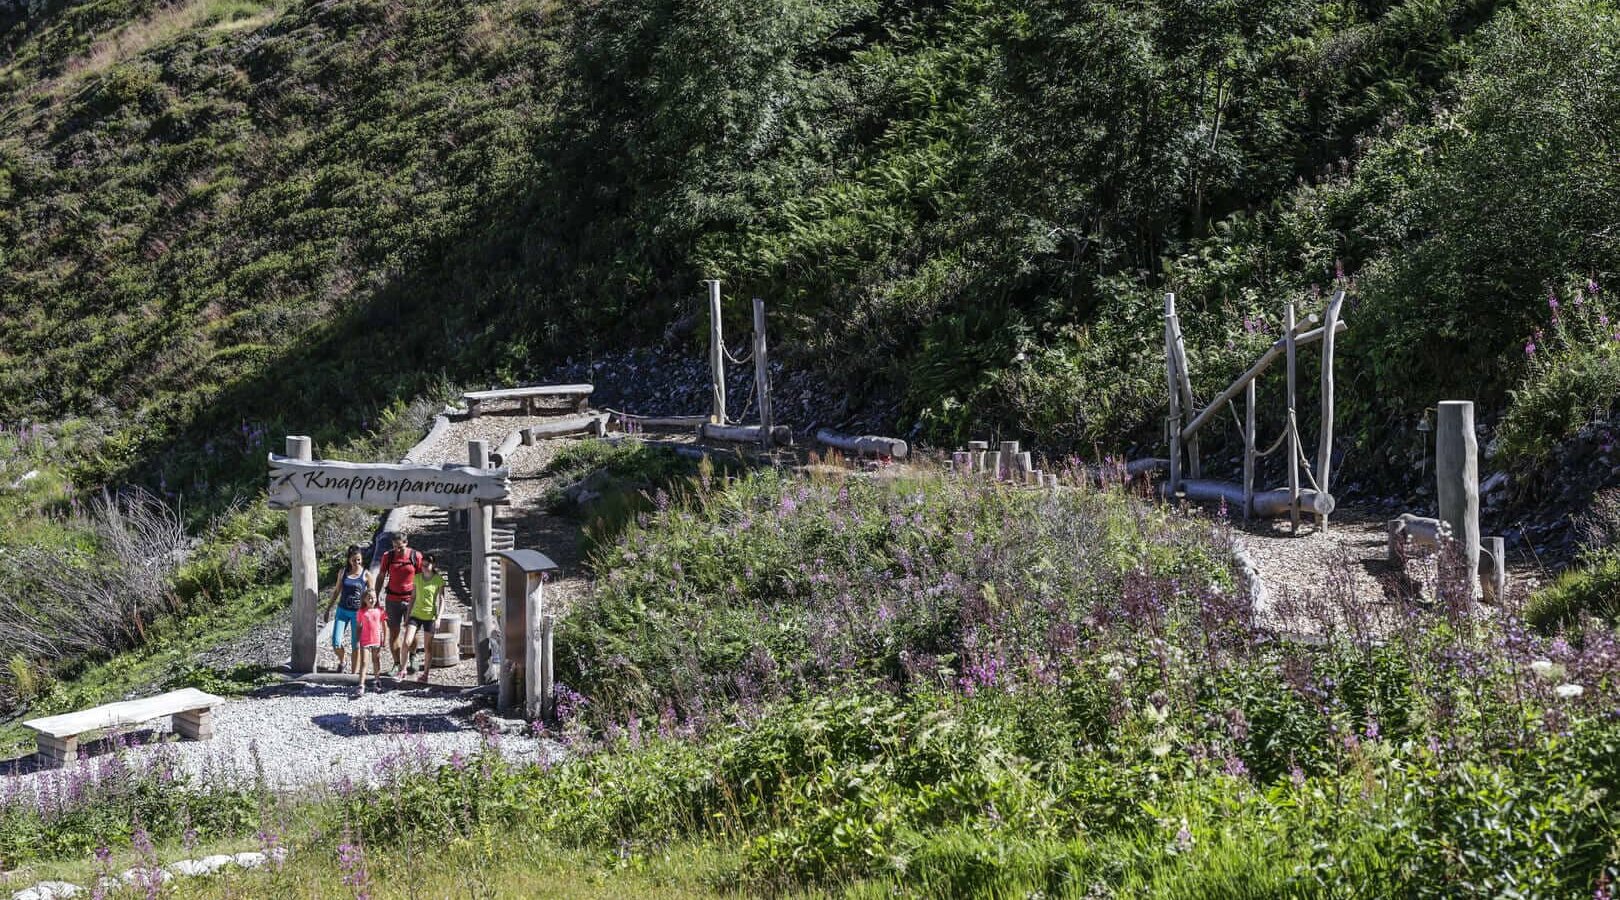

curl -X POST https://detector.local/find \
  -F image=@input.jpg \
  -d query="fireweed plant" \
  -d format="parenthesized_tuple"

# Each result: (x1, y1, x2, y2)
(328, 467, 1620, 895)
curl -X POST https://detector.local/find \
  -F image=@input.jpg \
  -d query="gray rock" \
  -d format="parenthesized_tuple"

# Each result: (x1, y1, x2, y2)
(11, 881, 80, 900)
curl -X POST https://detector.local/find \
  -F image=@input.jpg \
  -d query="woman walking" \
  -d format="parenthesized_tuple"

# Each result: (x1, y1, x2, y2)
(322, 545, 372, 674)
(399, 553, 447, 682)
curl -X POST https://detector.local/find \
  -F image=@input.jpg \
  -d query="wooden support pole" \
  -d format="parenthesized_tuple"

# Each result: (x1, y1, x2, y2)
(706, 280, 726, 425)
(1317, 290, 1345, 530)
(539, 614, 556, 721)
(469, 440, 496, 684)
(1285, 302, 1300, 533)
(753, 297, 774, 450)
(1166, 294, 1200, 479)
(968, 441, 988, 474)
(1436, 400, 1481, 598)
(1018, 451, 1033, 480)
(524, 578, 544, 720)
(1165, 297, 1182, 498)
(286, 436, 319, 674)
(1482, 535, 1507, 604)
(986, 451, 1002, 481)
(1243, 379, 1256, 523)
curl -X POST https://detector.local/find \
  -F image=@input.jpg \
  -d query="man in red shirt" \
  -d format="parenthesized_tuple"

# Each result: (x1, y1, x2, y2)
(375, 531, 423, 676)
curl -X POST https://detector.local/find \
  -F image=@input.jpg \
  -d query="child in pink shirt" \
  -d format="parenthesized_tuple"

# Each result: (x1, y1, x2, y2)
(355, 590, 386, 696)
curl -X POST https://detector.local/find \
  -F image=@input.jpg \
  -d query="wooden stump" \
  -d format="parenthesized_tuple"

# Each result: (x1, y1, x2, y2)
(173, 709, 214, 741)
(35, 734, 77, 767)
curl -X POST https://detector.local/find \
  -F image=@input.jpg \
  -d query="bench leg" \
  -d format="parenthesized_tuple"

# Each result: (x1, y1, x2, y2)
(575, 396, 588, 414)
(173, 709, 215, 741)
(523, 397, 535, 416)
(35, 734, 77, 767)
(468, 400, 481, 419)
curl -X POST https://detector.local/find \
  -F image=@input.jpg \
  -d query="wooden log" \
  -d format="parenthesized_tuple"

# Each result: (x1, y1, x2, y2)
(1437, 400, 1481, 597)
(1165, 297, 1182, 496)
(985, 451, 1002, 480)
(699, 423, 792, 444)
(1317, 290, 1345, 530)
(753, 297, 774, 449)
(523, 414, 608, 441)
(495, 430, 523, 463)
(815, 428, 909, 459)
(1026, 468, 1041, 486)
(1044, 473, 1059, 490)
(286, 436, 319, 674)
(1000, 442, 1020, 479)
(951, 451, 972, 474)
(1243, 378, 1256, 523)
(1285, 301, 1300, 533)
(707, 280, 726, 424)
(609, 412, 709, 430)
(1179, 319, 1347, 442)
(1019, 453, 1033, 481)
(1172, 479, 1334, 518)
(469, 440, 496, 685)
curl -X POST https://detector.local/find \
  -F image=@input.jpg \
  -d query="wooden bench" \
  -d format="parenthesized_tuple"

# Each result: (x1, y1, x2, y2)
(464, 384, 593, 418)
(23, 688, 224, 767)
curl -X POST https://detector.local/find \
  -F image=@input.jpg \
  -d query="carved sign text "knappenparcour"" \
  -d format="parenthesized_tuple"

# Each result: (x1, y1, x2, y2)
(267, 455, 509, 509)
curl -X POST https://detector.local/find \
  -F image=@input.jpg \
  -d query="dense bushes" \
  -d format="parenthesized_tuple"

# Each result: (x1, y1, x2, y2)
(558, 466, 1236, 727)
(2, 0, 1616, 504)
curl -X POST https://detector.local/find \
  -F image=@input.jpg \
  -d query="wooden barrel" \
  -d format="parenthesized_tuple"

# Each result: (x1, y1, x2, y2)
(430, 632, 459, 668)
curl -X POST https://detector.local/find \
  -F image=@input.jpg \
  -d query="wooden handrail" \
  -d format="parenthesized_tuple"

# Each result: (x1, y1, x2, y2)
(1180, 319, 1346, 442)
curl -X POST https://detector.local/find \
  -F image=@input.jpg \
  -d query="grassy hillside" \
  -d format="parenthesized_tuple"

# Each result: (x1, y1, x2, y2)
(1, 0, 1616, 508)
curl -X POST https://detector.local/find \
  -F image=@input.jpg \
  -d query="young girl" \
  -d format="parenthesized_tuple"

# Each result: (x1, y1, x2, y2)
(399, 554, 447, 683)
(354, 589, 387, 696)
(322, 545, 372, 674)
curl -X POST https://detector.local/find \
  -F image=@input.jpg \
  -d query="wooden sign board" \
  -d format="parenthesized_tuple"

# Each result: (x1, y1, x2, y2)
(267, 455, 509, 509)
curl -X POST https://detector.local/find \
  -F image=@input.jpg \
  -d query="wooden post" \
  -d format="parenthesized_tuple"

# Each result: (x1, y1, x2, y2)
(1436, 400, 1481, 598)
(1165, 297, 1182, 498)
(1243, 379, 1256, 523)
(706, 280, 726, 425)
(1018, 451, 1033, 481)
(985, 451, 1002, 481)
(524, 578, 545, 720)
(539, 614, 555, 721)
(1317, 290, 1344, 530)
(1482, 535, 1507, 604)
(1000, 442, 1020, 480)
(1166, 294, 1199, 479)
(1285, 301, 1300, 533)
(968, 441, 988, 474)
(469, 440, 496, 684)
(752, 297, 774, 450)
(286, 436, 319, 674)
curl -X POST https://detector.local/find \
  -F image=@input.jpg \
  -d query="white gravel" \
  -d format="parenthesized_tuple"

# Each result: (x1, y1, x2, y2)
(1, 682, 560, 795)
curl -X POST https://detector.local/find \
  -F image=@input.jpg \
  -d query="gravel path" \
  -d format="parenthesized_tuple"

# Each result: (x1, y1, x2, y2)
(0, 681, 556, 792)
(1230, 508, 1545, 636)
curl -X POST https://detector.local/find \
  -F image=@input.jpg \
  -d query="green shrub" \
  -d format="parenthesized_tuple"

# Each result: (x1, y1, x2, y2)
(1525, 552, 1620, 632)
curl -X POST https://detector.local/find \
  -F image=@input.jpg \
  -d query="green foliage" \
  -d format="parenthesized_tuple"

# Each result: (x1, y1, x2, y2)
(560, 466, 1235, 725)
(5, 0, 1611, 498)
(1527, 554, 1620, 633)
(1497, 279, 1620, 464)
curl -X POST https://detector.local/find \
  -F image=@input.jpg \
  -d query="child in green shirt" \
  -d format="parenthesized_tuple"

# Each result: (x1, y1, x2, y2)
(400, 553, 448, 683)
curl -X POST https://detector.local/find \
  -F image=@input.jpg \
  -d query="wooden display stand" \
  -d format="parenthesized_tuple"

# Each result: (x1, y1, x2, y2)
(494, 549, 561, 721)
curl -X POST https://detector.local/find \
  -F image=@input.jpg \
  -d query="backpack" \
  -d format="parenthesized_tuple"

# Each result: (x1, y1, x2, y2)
(385, 548, 422, 582)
